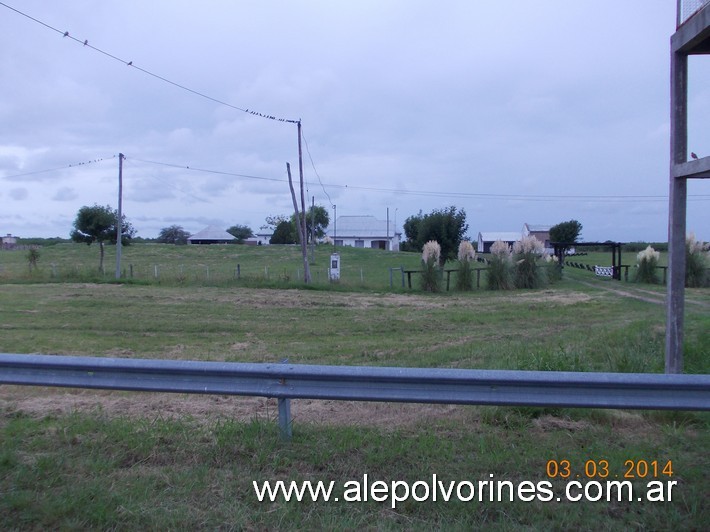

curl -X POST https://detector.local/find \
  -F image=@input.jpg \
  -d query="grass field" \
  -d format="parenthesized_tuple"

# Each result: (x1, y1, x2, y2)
(0, 244, 708, 529)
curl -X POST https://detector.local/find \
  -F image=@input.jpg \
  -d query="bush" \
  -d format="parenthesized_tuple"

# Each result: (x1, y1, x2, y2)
(420, 240, 441, 292)
(486, 240, 513, 290)
(686, 233, 710, 288)
(635, 245, 660, 284)
(544, 254, 562, 283)
(456, 241, 476, 291)
(512, 235, 546, 289)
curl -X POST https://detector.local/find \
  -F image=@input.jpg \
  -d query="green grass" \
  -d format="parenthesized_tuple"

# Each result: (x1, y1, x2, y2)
(0, 244, 708, 529)
(0, 242, 425, 290)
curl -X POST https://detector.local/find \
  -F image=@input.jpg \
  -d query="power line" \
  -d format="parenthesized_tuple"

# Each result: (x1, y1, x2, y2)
(300, 127, 334, 207)
(128, 157, 286, 184)
(0, 155, 115, 179)
(124, 156, 710, 203)
(0, 2, 299, 124)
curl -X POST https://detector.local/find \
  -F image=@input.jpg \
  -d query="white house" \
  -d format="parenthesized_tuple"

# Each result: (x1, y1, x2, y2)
(477, 223, 554, 253)
(476, 232, 520, 253)
(245, 231, 273, 246)
(326, 216, 401, 251)
(1, 233, 17, 250)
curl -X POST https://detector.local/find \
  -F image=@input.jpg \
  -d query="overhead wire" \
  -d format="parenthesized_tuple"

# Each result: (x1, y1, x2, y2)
(1, 2, 708, 208)
(0, 155, 115, 179)
(300, 127, 334, 208)
(122, 157, 710, 203)
(0, 2, 299, 124)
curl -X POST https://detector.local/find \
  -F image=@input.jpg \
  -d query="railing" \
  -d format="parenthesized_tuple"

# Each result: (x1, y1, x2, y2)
(1, 353, 708, 440)
(679, 0, 710, 26)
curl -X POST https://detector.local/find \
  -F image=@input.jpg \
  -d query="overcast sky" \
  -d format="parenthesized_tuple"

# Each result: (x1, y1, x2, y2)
(1, 1, 708, 242)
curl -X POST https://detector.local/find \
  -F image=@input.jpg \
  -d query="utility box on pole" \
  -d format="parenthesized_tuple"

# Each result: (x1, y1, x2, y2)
(329, 253, 340, 281)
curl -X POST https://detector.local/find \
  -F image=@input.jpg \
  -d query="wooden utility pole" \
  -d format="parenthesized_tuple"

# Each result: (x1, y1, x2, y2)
(297, 121, 310, 282)
(287, 162, 311, 283)
(115, 153, 124, 280)
(310, 195, 315, 264)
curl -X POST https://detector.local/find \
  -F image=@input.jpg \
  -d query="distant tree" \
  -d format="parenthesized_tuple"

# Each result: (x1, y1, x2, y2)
(270, 220, 297, 244)
(70, 204, 136, 271)
(402, 206, 468, 265)
(291, 205, 330, 243)
(262, 214, 290, 231)
(157, 225, 190, 245)
(227, 224, 254, 244)
(550, 220, 583, 256)
(550, 220, 583, 244)
(401, 211, 423, 252)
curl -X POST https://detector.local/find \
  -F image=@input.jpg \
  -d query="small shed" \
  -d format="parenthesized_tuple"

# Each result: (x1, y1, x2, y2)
(187, 226, 236, 245)
(477, 232, 520, 253)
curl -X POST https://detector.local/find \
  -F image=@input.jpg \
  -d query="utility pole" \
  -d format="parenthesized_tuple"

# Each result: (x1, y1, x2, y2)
(287, 162, 310, 284)
(387, 207, 390, 251)
(115, 153, 124, 280)
(297, 121, 311, 283)
(310, 195, 315, 264)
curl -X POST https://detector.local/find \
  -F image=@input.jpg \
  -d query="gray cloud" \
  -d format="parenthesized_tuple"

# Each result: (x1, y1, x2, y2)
(0, 1, 707, 240)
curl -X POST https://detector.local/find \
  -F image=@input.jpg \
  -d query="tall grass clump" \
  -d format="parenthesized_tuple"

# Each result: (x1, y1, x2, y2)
(686, 232, 709, 287)
(420, 240, 441, 292)
(486, 240, 513, 290)
(455, 240, 476, 291)
(512, 235, 546, 289)
(635, 245, 660, 284)
(544, 253, 562, 282)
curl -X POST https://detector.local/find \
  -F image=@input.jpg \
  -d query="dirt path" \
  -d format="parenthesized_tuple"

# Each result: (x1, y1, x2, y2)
(573, 278, 710, 309)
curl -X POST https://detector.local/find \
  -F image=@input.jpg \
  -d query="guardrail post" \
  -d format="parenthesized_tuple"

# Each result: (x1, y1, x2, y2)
(278, 397, 292, 442)
(278, 358, 292, 441)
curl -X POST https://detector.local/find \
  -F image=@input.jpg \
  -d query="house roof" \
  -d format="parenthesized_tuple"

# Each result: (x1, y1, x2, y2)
(327, 216, 399, 238)
(524, 223, 552, 233)
(478, 231, 520, 242)
(187, 226, 235, 241)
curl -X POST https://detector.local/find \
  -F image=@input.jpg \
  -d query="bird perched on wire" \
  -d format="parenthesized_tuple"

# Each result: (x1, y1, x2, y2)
(691, 152, 699, 160)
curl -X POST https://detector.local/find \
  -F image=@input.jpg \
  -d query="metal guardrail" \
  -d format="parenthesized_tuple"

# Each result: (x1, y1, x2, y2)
(1, 353, 709, 440)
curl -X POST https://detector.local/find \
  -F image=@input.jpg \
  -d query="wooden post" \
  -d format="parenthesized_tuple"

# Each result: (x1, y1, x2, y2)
(666, 48, 688, 374)
(297, 122, 311, 283)
(115, 153, 124, 280)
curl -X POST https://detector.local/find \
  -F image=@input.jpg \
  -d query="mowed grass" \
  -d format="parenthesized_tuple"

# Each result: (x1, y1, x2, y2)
(0, 242, 424, 290)
(0, 244, 708, 529)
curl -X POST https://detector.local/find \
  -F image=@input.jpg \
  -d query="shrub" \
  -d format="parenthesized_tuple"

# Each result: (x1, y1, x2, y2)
(635, 245, 660, 284)
(512, 235, 546, 289)
(544, 253, 562, 283)
(456, 241, 476, 291)
(686, 233, 710, 288)
(420, 240, 441, 292)
(487, 240, 514, 290)
(27, 248, 40, 272)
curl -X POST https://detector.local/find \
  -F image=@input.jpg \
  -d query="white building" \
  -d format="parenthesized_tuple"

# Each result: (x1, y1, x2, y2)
(476, 232, 520, 253)
(326, 216, 401, 251)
